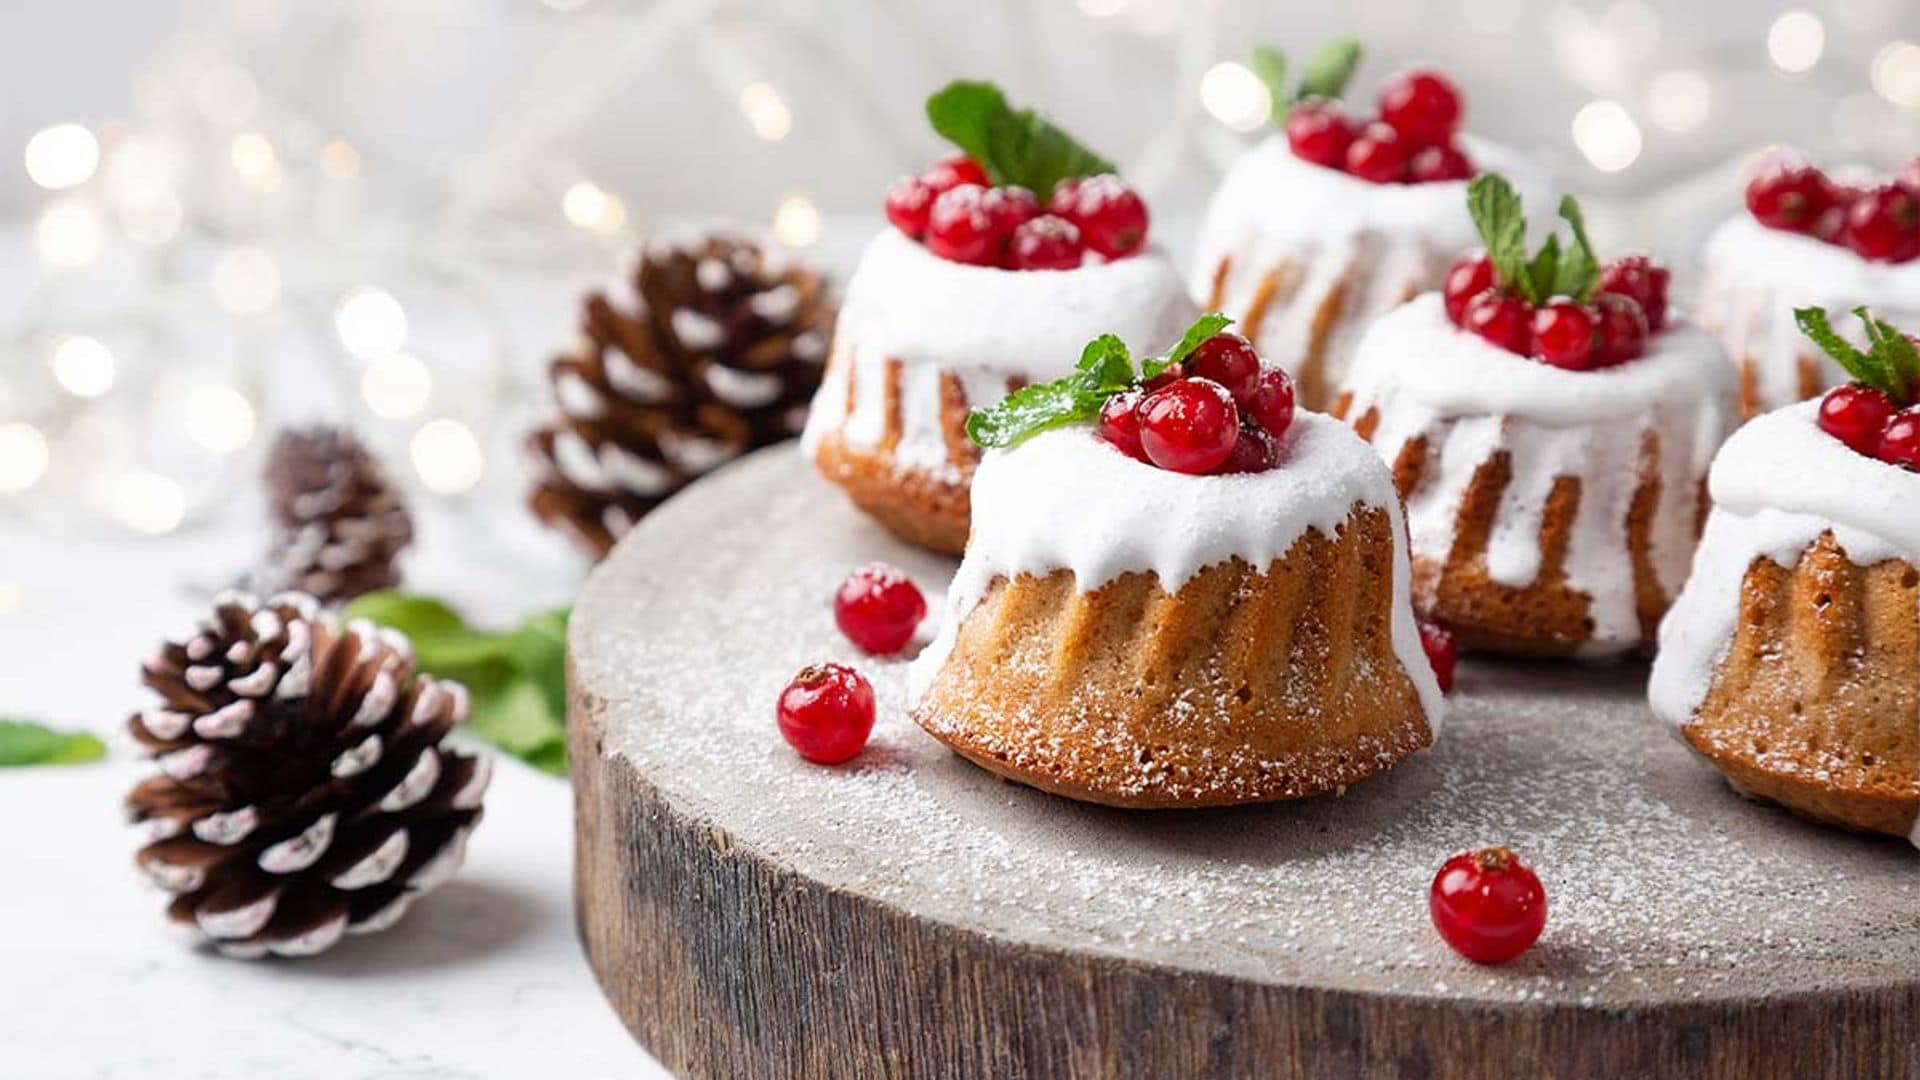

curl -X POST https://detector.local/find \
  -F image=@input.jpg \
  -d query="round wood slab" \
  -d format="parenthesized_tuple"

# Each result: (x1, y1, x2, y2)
(570, 446, 1920, 1080)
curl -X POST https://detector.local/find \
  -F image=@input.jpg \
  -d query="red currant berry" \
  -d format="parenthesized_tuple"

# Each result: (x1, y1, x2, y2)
(1532, 300, 1598, 371)
(925, 184, 997, 266)
(1213, 425, 1281, 474)
(1138, 377, 1240, 475)
(1746, 162, 1833, 232)
(1819, 384, 1897, 456)
(1409, 142, 1474, 183)
(1461, 290, 1532, 354)
(1429, 846, 1548, 965)
(1378, 68, 1464, 147)
(884, 175, 935, 239)
(1900, 156, 1920, 193)
(1141, 361, 1186, 393)
(1006, 214, 1085, 270)
(982, 185, 1040, 242)
(921, 154, 988, 195)
(1345, 122, 1410, 184)
(1052, 174, 1149, 259)
(1186, 332, 1262, 402)
(1597, 253, 1670, 333)
(776, 662, 876, 766)
(1876, 408, 1920, 470)
(1243, 365, 1297, 440)
(1418, 621, 1457, 694)
(1097, 389, 1149, 461)
(1442, 252, 1496, 324)
(833, 563, 927, 656)
(1644, 265, 1671, 331)
(1842, 184, 1920, 264)
(1590, 293, 1650, 367)
(1285, 99, 1356, 169)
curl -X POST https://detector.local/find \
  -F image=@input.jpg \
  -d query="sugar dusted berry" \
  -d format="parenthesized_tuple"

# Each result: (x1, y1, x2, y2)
(1418, 621, 1457, 694)
(1243, 366, 1297, 440)
(921, 154, 988, 195)
(1345, 122, 1409, 184)
(1429, 845, 1547, 965)
(1442, 252, 1495, 324)
(1461, 290, 1532, 354)
(1877, 408, 1920, 470)
(1532, 300, 1597, 371)
(1186, 332, 1262, 402)
(1097, 389, 1149, 461)
(885, 175, 935, 239)
(1842, 184, 1920, 264)
(1409, 142, 1473, 183)
(1819, 384, 1896, 456)
(925, 184, 997, 266)
(1214, 424, 1281, 475)
(1746, 161, 1833, 232)
(982, 185, 1040, 242)
(1138, 377, 1240, 475)
(834, 563, 928, 656)
(1053, 174, 1149, 259)
(776, 662, 876, 766)
(1007, 214, 1085, 271)
(1286, 99, 1356, 169)
(1378, 68, 1464, 147)
(1591, 293, 1650, 367)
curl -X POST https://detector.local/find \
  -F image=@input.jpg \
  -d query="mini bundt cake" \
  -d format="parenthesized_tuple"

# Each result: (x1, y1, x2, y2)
(1332, 179, 1734, 659)
(909, 320, 1443, 808)
(1190, 52, 1552, 410)
(1652, 308, 1920, 841)
(803, 81, 1195, 555)
(1698, 153, 1920, 417)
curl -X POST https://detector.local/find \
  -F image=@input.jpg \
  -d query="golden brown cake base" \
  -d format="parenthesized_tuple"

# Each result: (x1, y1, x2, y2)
(912, 507, 1435, 808)
(809, 430, 970, 555)
(1680, 532, 1920, 839)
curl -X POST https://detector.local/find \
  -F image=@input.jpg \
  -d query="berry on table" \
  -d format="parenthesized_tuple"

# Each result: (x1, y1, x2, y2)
(1186, 332, 1262, 402)
(1378, 69, 1464, 147)
(1876, 408, 1920, 470)
(1442, 252, 1495, 324)
(1052, 174, 1150, 259)
(1746, 162, 1833, 232)
(1409, 142, 1474, 183)
(1286, 99, 1357, 169)
(921, 154, 989, 195)
(925, 184, 998, 266)
(1819, 385, 1897, 456)
(1461, 290, 1532, 354)
(1097, 389, 1149, 461)
(1532, 299, 1598, 371)
(1006, 214, 1085, 270)
(1591, 293, 1650, 367)
(1429, 845, 1547, 965)
(1242, 366, 1297, 440)
(834, 563, 928, 656)
(1418, 621, 1457, 693)
(776, 662, 876, 765)
(884, 176, 935, 239)
(1138, 377, 1240, 475)
(1345, 122, 1410, 184)
(1214, 425, 1280, 474)
(1842, 184, 1920, 263)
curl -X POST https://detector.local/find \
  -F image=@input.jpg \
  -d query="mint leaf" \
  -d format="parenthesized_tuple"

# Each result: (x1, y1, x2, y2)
(1553, 194, 1601, 302)
(0, 719, 105, 766)
(1162, 313, 1236, 370)
(966, 379, 1097, 450)
(1078, 334, 1135, 390)
(1468, 174, 1529, 299)
(1525, 235, 1560, 307)
(926, 80, 1115, 201)
(1295, 38, 1362, 102)
(1796, 307, 1895, 398)
(1859, 308, 1920, 400)
(1250, 47, 1291, 122)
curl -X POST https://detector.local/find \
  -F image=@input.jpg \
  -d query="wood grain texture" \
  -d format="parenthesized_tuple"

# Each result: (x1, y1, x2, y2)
(571, 446, 1920, 1080)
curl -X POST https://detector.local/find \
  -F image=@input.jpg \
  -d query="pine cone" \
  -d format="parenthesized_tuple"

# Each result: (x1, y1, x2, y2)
(527, 231, 835, 557)
(255, 426, 412, 604)
(126, 591, 490, 958)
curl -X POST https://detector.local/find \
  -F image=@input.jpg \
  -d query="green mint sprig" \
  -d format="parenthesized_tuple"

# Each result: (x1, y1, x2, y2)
(1795, 306, 1920, 406)
(0, 718, 105, 767)
(1250, 38, 1363, 124)
(926, 81, 1116, 202)
(965, 313, 1233, 450)
(344, 592, 570, 775)
(1467, 174, 1600, 306)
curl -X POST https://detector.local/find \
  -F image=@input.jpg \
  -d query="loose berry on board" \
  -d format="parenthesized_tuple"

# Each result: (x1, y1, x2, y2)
(921, 154, 989, 195)
(1138, 377, 1240, 475)
(834, 564, 928, 656)
(1186, 332, 1262, 402)
(1819, 384, 1897, 456)
(1442, 252, 1496, 324)
(1345, 122, 1410, 184)
(1876, 408, 1920, 470)
(1242, 366, 1297, 440)
(1286, 99, 1357, 169)
(1378, 69, 1464, 147)
(925, 184, 998, 266)
(1461, 290, 1532, 355)
(1532, 300, 1598, 371)
(1429, 846, 1547, 965)
(1006, 214, 1085, 271)
(1097, 389, 1149, 461)
(1418, 621, 1457, 694)
(884, 175, 935, 239)
(777, 663, 876, 766)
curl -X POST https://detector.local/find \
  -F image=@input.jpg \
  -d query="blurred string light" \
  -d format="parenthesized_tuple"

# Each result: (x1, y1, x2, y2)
(98, 468, 186, 534)
(119, 188, 185, 245)
(0, 580, 21, 616)
(335, 287, 408, 357)
(410, 418, 484, 494)
(211, 246, 281, 314)
(0, 422, 50, 494)
(1768, 10, 1825, 75)
(50, 336, 116, 399)
(194, 63, 260, 126)
(320, 139, 362, 180)
(1647, 69, 1711, 133)
(1572, 99, 1642, 172)
(24, 124, 100, 190)
(773, 194, 821, 247)
(1200, 62, 1270, 133)
(739, 81, 792, 141)
(562, 180, 627, 235)
(229, 131, 283, 192)
(1871, 41, 1920, 107)
(361, 352, 432, 418)
(35, 199, 104, 268)
(183, 384, 257, 453)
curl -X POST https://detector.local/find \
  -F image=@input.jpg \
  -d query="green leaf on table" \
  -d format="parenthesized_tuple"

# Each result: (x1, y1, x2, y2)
(0, 719, 106, 767)
(926, 80, 1116, 201)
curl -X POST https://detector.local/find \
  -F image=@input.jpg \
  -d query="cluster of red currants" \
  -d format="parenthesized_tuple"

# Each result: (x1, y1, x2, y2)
(1746, 156, 1920, 264)
(885, 156, 1150, 270)
(1818, 380, 1920, 469)
(1441, 251, 1671, 371)
(1287, 69, 1474, 185)
(1096, 332, 1297, 475)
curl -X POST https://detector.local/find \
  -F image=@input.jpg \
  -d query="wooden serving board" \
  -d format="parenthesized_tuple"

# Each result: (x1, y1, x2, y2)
(570, 446, 1920, 1080)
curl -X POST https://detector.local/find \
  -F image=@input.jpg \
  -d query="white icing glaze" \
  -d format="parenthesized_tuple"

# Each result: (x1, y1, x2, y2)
(1340, 294, 1735, 657)
(906, 412, 1445, 730)
(1189, 135, 1555, 390)
(801, 228, 1196, 482)
(1697, 214, 1920, 413)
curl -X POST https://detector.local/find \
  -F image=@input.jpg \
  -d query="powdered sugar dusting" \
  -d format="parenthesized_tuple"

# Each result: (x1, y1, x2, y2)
(573, 447, 1920, 1006)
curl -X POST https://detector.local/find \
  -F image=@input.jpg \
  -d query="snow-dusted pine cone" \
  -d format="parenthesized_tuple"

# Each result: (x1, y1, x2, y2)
(126, 591, 489, 958)
(255, 426, 412, 604)
(527, 231, 835, 557)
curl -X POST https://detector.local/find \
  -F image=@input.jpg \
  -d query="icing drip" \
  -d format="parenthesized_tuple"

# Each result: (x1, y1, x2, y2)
(906, 413, 1445, 729)
(1341, 294, 1735, 657)
(800, 229, 1195, 481)
(1697, 215, 1920, 413)
(1189, 135, 1555, 395)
